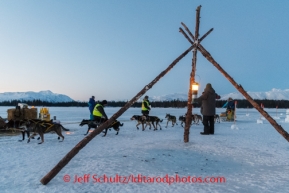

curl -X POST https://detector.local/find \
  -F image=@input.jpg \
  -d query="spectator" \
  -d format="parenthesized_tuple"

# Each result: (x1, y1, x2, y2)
(88, 96, 96, 120)
(196, 83, 220, 135)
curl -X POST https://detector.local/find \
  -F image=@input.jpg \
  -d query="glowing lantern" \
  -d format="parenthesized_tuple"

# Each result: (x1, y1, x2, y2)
(192, 82, 199, 100)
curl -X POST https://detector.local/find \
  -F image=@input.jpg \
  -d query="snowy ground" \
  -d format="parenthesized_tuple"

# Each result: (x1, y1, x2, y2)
(0, 106, 288, 193)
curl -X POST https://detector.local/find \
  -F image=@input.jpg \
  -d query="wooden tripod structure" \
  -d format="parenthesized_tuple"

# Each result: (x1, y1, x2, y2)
(40, 5, 289, 185)
(181, 5, 289, 143)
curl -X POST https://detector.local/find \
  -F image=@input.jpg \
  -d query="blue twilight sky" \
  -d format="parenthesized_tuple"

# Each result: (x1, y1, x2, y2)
(1, 1, 289, 101)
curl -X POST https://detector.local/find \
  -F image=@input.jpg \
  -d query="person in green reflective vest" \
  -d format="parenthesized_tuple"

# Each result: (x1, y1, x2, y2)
(141, 95, 151, 117)
(93, 100, 108, 124)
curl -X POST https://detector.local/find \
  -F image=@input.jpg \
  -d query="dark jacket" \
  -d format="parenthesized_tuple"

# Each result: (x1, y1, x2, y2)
(223, 100, 235, 110)
(197, 85, 219, 116)
(88, 98, 96, 114)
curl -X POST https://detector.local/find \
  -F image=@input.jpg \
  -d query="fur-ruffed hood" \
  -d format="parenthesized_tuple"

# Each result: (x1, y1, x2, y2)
(204, 84, 215, 94)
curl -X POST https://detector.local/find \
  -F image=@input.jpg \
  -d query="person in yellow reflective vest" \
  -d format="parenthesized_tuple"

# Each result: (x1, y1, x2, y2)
(141, 95, 151, 116)
(93, 100, 108, 124)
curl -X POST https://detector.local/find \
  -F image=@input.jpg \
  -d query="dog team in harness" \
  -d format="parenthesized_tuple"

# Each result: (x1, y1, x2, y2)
(85, 92, 234, 136)
(80, 99, 124, 136)
(3, 91, 238, 141)
(4, 93, 236, 141)
(137, 96, 163, 131)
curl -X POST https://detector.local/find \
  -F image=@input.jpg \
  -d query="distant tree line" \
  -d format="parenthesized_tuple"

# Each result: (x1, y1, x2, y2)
(0, 100, 87, 107)
(0, 99, 288, 108)
(216, 99, 288, 108)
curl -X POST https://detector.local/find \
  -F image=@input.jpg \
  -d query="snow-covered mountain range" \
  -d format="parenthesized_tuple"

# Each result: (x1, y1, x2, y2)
(150, 88, 289, 101)
(219, 88, 289, 100)
(1, 88, 289, 102)
(0, 90, 74, 102)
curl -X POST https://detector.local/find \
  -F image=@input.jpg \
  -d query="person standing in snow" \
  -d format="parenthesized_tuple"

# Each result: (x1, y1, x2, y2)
(88, 96, 96, 120)
(195, 83, 220, 135)
(141, 95, 151, 117)
(93, 100, 108, 124)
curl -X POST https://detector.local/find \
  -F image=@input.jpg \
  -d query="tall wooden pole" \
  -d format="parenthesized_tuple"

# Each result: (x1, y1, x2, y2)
(184, 5, 201, 143)
(40, 45, 194, 185)
(197, 44, 289, 142)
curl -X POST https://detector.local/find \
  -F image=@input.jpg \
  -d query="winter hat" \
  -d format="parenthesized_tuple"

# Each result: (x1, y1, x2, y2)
(102, 100, 108, 105)
(92, 96, 95, 98)
(144, 95, 149, 99)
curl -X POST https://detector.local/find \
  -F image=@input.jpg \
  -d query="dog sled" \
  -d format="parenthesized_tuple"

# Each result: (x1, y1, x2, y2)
(3, 105, 64, 134)
(7, 104, 38, 121)
(219, 110, 236, 122)
(3, 104, 38, 131)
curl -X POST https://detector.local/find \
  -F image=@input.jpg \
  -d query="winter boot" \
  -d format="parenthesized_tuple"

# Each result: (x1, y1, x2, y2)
(200, 126, 210, 135)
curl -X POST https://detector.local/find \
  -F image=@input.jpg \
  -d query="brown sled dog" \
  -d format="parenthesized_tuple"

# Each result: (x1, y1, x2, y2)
(130, 115, 150, 131)
(20, 119, 69, 142)
(142, 115, 163, 131)
(145, 116, 163, 130)
(179, 115, 198, 127)
(192, 114, 202, 125)
(179, 115, 186, 127)
(27, 121, 65, 144)
(130, 115, 162, 131)
(165, 114, 178, 128)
